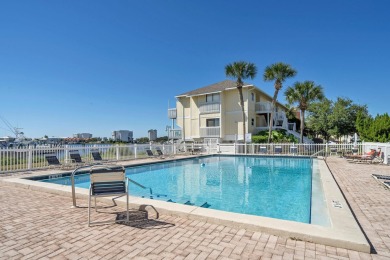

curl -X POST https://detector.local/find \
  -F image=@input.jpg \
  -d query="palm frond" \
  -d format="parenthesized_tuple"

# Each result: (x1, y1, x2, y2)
(263, 62, 297, 82)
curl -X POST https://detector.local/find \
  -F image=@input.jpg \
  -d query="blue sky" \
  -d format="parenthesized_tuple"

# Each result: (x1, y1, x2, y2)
(1, 1, 389, 138)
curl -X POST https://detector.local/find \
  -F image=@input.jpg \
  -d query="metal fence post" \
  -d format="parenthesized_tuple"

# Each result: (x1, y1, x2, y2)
(28, 146, 33, 170)
(134, 144, 137, 159)
(116, 144, 120, 161)
(65, 145, 69, 164)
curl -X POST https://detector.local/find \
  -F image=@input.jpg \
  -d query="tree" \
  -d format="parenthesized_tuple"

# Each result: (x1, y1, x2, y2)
(285, 81, 324, 143)
(356, 113, 390, 142)
(329, 98, 368, 141)
(306, 98, 333, 141)
(264, 62, 297, 143)
(225, 61, 257, 143)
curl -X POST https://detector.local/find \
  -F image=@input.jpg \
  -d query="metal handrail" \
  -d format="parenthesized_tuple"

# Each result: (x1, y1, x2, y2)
(310, 149, 325, 158)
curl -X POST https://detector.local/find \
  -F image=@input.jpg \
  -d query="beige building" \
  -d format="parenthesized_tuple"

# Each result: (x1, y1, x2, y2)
(168, 80, 299, 143)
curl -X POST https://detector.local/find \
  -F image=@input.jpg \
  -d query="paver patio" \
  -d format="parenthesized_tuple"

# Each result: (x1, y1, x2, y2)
(0, 157, 389, 259)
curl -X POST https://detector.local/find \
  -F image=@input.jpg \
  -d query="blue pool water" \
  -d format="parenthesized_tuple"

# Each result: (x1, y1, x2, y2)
(39, 156, 314, 223)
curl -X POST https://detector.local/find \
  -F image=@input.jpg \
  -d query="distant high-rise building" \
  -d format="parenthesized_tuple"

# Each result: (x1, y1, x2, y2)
(148, 129, 157, 141)
(112, 130, 133, 142)
(73, 133, 93, 139)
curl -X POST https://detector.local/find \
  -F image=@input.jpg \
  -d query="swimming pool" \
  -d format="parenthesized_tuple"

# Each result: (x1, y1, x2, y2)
(38, 155, 328, 224)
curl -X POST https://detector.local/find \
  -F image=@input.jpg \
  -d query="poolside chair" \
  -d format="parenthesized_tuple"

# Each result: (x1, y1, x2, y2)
(259, 146, 267, 154)
(156, 148, 173, 159)
(88, 165, 129, 226)
(91, 149, 112, 164)
(69, 150, 87, 166)
(290, 146, 298, 155)
(274, 146, 282, 154)
(329, 148, 337, 156)
(146, 149, 160, 159)
(347, 149, 382, 164)
(44, 153, 71, 169)
(345, 149, 376, 161)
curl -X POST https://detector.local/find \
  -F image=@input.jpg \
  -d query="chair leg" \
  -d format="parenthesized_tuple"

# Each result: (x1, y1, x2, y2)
(126, 193, 129, 222)
(88, 194, 91, 227)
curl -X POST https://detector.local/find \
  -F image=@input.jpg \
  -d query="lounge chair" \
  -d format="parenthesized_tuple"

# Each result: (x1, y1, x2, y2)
(44, 153, 71, 169)
(69, 150, 87, 166)
(274, 146, 282, 154)
(290, 146, 298, 155)
(345, 149, 376, 161)
(146, 149, 160, 159)
(347, 149, 382, 164)
(329, 148, 337, 156)
(156, 149, 173, 159)
(88, 165, 129, 226)
(91, 149, 112, 164)
(259, 146, 267, 154)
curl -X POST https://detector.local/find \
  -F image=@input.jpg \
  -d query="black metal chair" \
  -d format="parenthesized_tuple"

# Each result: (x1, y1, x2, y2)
(69, 150, 86, 166)
(44, 153, 70, 169)
(90, 149, 112, 164)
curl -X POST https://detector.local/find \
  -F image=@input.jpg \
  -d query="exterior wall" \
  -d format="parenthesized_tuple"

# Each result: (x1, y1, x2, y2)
(176, 97, 198, 140)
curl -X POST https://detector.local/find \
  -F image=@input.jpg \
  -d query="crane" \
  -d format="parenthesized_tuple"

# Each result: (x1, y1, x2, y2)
(0, 115, 26, 141)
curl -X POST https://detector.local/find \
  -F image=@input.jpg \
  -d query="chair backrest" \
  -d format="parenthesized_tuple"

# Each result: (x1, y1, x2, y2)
(259, 146, 267, 153)
(156, 149, 163, 156)
(69, 150, 83, 163)
(90, 167, 126, 195)
(146, 149, 154, 157)
(290, 146, 298, 153)
(45, 154, 61, 166)
(91, 150, 103, 161)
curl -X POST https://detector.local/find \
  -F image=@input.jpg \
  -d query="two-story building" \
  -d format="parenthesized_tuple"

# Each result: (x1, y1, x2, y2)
(168, 80, 298, 143)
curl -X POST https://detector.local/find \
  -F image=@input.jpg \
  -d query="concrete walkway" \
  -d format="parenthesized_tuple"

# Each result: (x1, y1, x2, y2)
(0, 157, 390, 259)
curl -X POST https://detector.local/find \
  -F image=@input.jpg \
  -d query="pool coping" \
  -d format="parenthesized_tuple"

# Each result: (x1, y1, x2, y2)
(1, 156, 370, 253)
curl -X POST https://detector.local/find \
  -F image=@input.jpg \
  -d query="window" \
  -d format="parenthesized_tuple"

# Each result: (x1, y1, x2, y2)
(251, 118, 254, 126)
(206, 93, 220, 103)
(251, 93, 255, 101)
(206, 118, 220, 127)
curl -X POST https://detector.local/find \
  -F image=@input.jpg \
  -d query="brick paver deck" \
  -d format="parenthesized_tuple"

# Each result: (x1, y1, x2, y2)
(1, 157, 390, 259)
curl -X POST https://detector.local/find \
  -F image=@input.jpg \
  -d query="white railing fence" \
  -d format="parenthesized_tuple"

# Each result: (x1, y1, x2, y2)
(0, 144, 175, 174)
(1, 142, 389, 173)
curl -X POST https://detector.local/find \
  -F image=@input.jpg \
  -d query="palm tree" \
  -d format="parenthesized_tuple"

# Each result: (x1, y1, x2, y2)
(285, 81, 324, 143)
(264, 62, 297, 143)
(225, 61, 257, 143)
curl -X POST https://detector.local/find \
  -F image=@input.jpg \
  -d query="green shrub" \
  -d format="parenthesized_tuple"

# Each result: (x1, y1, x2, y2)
(252, 130, 298, 143)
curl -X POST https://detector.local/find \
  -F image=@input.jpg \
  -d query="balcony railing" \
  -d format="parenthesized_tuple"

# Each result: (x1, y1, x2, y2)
(198, 102, 220, 114)
(168, 129, 182, 139)
(200, 127, 220, 137)
(255, 101, 272, 112)
(168, 108, 177, 119)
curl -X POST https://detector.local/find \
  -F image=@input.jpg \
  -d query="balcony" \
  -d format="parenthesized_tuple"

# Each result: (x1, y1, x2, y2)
(168, 108, 177, 119)
(168, 129, 181, 139)
(255, 101, 272, 113)
(200, 127, 220, 137)
(198, 102, 220, 114)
